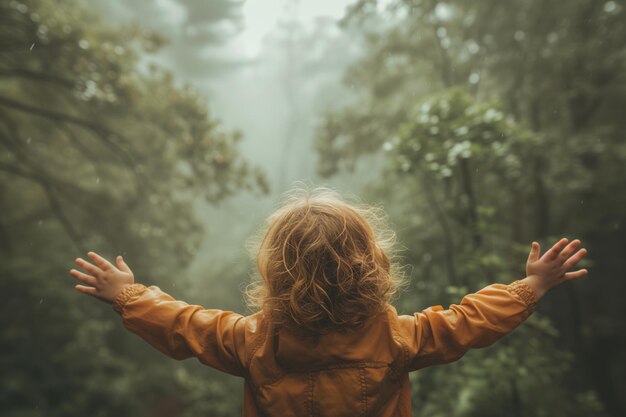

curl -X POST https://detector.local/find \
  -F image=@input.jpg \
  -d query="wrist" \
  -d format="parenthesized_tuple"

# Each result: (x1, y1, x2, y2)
(520, 274, 549, 299)
(110, 283, 134, 303)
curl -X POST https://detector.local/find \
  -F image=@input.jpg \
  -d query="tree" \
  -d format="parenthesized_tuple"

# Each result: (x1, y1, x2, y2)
(0, 0, 266, 415)
(316, 0, 625, 415)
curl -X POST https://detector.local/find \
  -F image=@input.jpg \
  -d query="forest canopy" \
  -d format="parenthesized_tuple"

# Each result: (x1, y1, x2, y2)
(1, 0, 625, 416)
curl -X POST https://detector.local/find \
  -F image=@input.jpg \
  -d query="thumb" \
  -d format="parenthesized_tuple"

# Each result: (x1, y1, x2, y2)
(527, 241, 540, 264)
(116, 255, 132, 273)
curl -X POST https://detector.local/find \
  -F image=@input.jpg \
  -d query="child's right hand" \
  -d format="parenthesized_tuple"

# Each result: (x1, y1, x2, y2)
(523, 238, 588, 298)
(70, 251, 135, 304)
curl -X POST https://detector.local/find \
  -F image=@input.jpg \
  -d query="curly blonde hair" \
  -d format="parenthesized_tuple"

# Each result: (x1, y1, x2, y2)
(245, 185, 405, 334)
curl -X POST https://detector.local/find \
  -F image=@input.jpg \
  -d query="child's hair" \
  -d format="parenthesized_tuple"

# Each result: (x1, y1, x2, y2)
(245, 185, 405, 334)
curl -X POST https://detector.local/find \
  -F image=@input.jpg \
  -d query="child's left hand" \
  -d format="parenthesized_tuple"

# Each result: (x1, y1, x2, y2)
(70, 252, 135, 303)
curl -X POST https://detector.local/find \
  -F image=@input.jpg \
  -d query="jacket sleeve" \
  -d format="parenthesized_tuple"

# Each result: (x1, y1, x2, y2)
(398, 280, 538, 371)
(112, 283, 247, 377)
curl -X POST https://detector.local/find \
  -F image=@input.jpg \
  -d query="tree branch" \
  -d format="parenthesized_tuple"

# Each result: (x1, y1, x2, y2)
(420, 171, 458, 286)
(0, 116, 90, 253)
(0, 68, 75, 88)
(0, 161, 87, 254)
(0, 94, 155, 192)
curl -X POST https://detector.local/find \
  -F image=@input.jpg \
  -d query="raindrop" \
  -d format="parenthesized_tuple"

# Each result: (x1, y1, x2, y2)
(469, 73, 480, 84)
(39, 298, 43, 304)
(95, 177, 100, 184)
(580, 200, 584, 205)
(38, 219, 42, 226)
(382, 142, 393, 151)
(514, 30, 525, 41)
(29, 43, 35, 51)
(436, 27, 447, 38)
(79, 39, 90, 50)
(26, 137, 32, 144)
(17, 3, 28, 13)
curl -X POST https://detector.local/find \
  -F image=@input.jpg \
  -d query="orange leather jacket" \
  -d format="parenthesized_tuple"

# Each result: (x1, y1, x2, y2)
(113, 280, 538, 417)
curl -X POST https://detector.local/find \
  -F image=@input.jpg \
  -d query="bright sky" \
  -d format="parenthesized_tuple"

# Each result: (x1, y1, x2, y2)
(238, 0, 355, 57)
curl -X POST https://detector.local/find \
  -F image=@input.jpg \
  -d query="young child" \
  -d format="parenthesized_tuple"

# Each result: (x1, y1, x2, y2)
(69, 187, 588, 417)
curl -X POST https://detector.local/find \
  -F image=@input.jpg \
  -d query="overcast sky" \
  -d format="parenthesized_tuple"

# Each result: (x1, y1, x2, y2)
(238, 0, 354, 57)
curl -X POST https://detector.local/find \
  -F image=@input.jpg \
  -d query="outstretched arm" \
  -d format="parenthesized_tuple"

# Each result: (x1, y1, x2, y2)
(399, 238, 588, 371)
(69, 252, 247, 377)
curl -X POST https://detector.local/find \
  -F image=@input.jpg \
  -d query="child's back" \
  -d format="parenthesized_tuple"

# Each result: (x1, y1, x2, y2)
(113, 276, 536, 416)
(72, 186, 588, 416)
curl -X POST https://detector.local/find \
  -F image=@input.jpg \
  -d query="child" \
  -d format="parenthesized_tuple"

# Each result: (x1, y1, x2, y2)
(69, 187, 588, 417)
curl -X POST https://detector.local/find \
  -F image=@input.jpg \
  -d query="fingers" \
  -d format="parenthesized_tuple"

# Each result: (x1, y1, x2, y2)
(558, 239, 581, 261)
(74, 284, 98, 296)
(562, 248, 588, 270)
(564, 268, 588, 281)
(69, 268, 97, 286)
(115, 255, 132, 274)
(541, 238, 569, 261)
(87, 251, 114, 271)
(527, 241, 540, 263)
(74, 257, 102, 277)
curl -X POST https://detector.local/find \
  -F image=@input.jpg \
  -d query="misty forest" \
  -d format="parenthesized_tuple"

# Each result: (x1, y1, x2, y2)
(1, 0, 625, 416)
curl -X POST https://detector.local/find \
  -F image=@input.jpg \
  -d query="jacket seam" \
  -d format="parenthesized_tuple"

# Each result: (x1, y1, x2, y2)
(256, 362, 389, 389)
(388, 309, 410, 376)
(232, 315, 250, 378)
(359, 367, 367, 417)
(247, 315, 268, 368)
(307, 372, 314, 417)
(272, 361, 389, 375)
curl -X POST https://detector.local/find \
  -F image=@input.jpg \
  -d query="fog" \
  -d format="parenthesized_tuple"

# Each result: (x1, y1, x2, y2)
(2, 0, 624, 415)
(90, 0, 376, 266)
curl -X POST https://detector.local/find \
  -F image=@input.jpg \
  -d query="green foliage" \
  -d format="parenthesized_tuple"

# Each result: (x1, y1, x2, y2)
(0, 0, 265, 416)
(316, 0, 625, 415)
(388, 88, 532, 180)
(408, 315, 607, 417)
